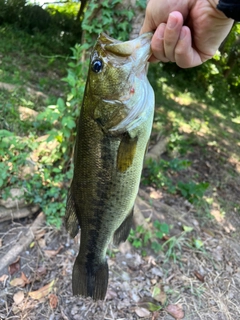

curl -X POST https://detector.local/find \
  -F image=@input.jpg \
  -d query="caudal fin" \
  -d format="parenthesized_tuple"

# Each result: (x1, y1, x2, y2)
(72, 259, 109, 300)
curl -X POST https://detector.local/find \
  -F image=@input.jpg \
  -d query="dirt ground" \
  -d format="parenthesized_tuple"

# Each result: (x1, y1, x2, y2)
(0, 138, 240, 320)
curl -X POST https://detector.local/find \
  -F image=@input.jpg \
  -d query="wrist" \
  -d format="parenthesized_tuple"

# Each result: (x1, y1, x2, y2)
(217, 0, 240, 21)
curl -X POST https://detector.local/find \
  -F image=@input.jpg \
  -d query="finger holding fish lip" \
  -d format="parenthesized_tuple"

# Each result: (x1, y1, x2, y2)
(149, 12, 184, 63)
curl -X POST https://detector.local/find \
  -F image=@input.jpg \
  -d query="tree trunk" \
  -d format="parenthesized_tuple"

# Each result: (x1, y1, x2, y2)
(76, 0, 88, 22)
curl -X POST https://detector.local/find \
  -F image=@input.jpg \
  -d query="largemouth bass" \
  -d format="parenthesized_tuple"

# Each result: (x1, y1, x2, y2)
(65, 32, 154, 300)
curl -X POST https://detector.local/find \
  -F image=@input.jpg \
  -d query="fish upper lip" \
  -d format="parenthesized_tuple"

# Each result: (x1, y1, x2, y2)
(104, 32, 152, 62)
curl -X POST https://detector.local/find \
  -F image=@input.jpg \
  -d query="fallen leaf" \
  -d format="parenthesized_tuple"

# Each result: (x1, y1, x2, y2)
(165, 304, 185, 320)
(37, 238, 46, 248)
(9, 256, 20, 275)
(21, 272, 30, 285)
(135, 307, 151, 317)
(202, 228, 215, 237)
(194, 271, 205, 282)
(49, 293, 58, 309)
(29, 280, 55, 300)
(138, 297, 162, 312)
(13, 291, 24, 305)
(12, 304, 21, 315)
(35, 229, 46, 240)
(0, 274, 8, 283)
(36, 266, 47, 280)
(10, 278, 25, 287)
(10, 272, 30, 288)
(44, 245, 63, 257)
(29, 241, 35, 248)
(152, 285, 167, 305)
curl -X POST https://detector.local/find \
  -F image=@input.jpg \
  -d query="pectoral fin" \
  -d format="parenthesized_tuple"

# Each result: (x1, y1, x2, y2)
(65, 187, 79, 238)
(117, 134, 138, 173)
(113, 208, 133, 245)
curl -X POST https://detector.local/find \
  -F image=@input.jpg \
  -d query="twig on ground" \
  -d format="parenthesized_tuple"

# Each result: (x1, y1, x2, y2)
(0, 212, 45, 274)
(0, 206, 39, 223)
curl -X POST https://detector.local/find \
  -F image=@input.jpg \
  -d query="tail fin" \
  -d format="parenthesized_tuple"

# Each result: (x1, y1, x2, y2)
(72, 259, 109, 300)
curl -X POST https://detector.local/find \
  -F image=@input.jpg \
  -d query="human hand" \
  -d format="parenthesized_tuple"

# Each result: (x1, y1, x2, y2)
(140, 0, 234, 68)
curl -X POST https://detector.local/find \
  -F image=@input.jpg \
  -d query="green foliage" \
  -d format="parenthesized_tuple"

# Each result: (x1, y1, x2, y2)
(136, 0, 147, 9)
(37, 44, 88, 162)
(143, 158, 192, 193)
(143, 158, 209, 205)
(128, 221, 170, 256)
(128, 221, 204, 263)
(177, 181, 209, 204)
(0, 42, 87, 227)
(82, 0, 134, 47)
(0, 130, 32, 189)
(0, 1, 82, 52)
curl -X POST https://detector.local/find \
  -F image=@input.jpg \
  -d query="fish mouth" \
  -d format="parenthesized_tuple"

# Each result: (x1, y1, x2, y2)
(103, 32, 153, 68)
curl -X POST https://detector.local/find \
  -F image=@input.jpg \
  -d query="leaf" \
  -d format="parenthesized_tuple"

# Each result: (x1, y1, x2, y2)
(21, 272, 30, 285)
(9, 256, 20, 275)
(10, 278, 25, 287)
(132, 239, 142, 248)
(183, 225, 193, 233)
(165, 304, 185, 319)
(37, 266, 47, 276)
(138, 297, 162, 312)
(193, 238, 204, 249)
(57, 98, 65, 111)
(35, 229, 46, 240)
(155, 231, 163, 239)
(152, 285, 167, 305)
(28, 280, 55, 300)
(13, 291, 24, 305)
(10, 272, 29, 288)
(29, 241, 35, 248)
(232, 116, 240, 124)
(0, 274, 8, 283)
(160, 223, 170, 234)
(49, 293, 58, 309)
(135, 307, 151, 317)
(194, 271, 205, 282)
(44, 245, 63, 257)
(151, 241, 162, 253)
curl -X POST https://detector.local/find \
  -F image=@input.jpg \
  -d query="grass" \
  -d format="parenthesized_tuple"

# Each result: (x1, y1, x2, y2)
(0, 25, 68, 91)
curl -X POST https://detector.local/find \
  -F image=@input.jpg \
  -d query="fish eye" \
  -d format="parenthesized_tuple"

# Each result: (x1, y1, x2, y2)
(91, 59, 103, 73)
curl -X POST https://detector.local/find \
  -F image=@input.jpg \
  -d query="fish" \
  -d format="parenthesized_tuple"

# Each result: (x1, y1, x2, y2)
(65, 32, 155, 300)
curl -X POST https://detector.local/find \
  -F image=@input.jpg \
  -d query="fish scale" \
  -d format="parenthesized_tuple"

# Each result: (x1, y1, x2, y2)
(65, 32, 155, 300)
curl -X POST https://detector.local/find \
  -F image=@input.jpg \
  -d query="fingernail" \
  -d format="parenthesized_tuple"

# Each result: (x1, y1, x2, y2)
(168, 13, 178, 29)
(180, 28, 186, 40)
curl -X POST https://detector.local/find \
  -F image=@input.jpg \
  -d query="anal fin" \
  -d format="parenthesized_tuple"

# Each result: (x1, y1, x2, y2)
(65, 187, 79, 238)
(113, 208, 133, 246)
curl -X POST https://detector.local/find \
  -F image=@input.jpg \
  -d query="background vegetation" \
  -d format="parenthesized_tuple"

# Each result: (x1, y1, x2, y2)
(0, 0, 240, 233)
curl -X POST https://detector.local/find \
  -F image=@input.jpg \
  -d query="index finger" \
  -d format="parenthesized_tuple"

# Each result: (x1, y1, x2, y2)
(140, 0, 190, 34)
